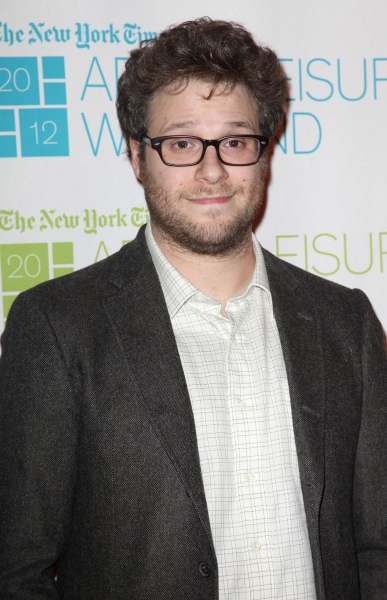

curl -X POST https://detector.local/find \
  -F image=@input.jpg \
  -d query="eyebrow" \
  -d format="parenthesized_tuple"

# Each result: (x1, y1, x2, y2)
(160, 121, 199, 135)
(160, 120, 257, 135)
(224, 120, 256, 132)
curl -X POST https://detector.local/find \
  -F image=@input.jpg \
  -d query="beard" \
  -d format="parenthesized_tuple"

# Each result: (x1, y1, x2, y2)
(140, 159, 267, 257)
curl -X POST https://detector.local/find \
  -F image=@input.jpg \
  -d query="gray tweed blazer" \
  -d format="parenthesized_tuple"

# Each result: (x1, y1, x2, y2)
(0, 225, 386, 599)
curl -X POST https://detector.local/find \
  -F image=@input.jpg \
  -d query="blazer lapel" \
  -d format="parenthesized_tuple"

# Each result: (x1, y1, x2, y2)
(101, 233, 326, 584)
(263, 249, 326, 586)
(103, 227, 214, 551)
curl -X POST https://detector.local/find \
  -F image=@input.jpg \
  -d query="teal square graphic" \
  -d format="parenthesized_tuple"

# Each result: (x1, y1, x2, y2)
(44, 82, 67, 105)
(42, 56, 65, 79)
(0, 110, 15, 132)
(0, 57, 40, 106)
(0, 135, 17, 157)
(19, 108, 69, 157)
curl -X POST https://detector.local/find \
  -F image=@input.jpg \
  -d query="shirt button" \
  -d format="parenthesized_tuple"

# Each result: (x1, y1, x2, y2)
(252, 540, 262, 552)
(198, 562, 211, 578)
(245, 472, 255, 483)
(237, 398, 247, 408)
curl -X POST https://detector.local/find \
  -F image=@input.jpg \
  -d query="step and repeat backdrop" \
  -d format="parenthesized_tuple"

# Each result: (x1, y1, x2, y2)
(1, 0, 386, 334)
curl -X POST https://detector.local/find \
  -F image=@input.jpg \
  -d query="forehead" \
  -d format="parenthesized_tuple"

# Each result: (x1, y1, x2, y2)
(147, 79, 259, 136)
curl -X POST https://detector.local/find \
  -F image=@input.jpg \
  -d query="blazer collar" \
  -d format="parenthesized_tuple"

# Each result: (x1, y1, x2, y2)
(263, 248, 326, 593)
(104, 230, 326, 579)
(104, 225, 216, 556)
(263, 247, 326, 493)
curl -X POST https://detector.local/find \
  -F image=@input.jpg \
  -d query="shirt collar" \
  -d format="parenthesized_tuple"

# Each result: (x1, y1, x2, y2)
(145, 222, 273, 320)
(145, 223, 197, 318)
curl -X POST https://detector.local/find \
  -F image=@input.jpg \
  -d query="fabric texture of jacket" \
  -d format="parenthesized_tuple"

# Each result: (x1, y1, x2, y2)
(0, 225, 386, 599)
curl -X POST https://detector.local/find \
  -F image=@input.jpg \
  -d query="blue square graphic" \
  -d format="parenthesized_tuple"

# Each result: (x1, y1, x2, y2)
(0, 58, 40, 106)
(19, 108, 69, 157)
(44, 82, 67, 105)
(0, 110, 16, 132)
(0, 135, 17, 158)
(42, 56, 65, 79)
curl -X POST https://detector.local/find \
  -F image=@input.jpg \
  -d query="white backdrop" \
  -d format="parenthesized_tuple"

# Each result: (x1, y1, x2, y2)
(1, 0, 386, 334)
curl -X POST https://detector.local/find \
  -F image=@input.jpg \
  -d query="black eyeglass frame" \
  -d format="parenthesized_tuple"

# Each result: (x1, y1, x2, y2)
(140, 134, 270, 167)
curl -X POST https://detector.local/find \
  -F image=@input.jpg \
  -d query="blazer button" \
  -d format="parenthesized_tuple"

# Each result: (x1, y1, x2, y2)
(199, 562, 211, 578)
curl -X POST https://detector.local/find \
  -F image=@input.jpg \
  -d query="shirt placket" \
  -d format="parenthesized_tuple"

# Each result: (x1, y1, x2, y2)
(225, 295, 261, 597)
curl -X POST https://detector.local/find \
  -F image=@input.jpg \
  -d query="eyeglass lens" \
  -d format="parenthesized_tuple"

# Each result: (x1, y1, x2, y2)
(160, 137, 260, 165)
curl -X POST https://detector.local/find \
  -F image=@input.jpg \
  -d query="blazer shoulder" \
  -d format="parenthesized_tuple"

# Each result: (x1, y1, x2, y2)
(262, 246, 372, 316)
(15, 227, 150, 307)
(6, 226, 153, 331)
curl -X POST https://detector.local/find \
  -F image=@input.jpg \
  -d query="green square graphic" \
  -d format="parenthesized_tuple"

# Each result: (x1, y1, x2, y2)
(52, 242, 73, 265)
(2, 295, 18, 318)
(0, 244, 49, 292)
(53, 267, 74, 278)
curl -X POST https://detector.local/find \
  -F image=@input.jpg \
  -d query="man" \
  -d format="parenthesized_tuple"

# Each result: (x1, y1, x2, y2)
(0, 17, 386, 600)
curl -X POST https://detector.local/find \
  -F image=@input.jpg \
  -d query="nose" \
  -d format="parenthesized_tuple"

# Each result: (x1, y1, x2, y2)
(194, 144, 228, 185)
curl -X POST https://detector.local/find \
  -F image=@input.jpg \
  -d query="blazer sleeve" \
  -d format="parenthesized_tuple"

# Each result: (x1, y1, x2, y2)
(352, 290, 387, 599)
(0, 291, 79, 598)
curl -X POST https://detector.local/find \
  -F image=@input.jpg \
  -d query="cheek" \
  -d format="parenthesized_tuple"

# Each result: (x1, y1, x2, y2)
(158, 168, 195, 190)
(233, 169, 257, 185)
(146, 155, 212, 191)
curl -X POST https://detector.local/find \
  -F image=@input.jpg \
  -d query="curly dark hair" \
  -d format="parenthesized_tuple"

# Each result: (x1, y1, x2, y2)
(116, 17, 287, 160)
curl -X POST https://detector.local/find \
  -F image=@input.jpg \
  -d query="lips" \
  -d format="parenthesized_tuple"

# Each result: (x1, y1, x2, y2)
(188, 195, 233, 205)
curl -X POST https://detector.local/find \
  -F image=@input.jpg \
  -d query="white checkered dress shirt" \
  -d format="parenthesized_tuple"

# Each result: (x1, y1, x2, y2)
(146, 224, 316, 599)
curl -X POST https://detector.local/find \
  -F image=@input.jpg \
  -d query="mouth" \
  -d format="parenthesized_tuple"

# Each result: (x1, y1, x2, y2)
(188, 195, 233, 205)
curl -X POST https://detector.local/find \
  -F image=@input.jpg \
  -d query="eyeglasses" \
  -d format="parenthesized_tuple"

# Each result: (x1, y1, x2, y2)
(140, 134, 269, 167)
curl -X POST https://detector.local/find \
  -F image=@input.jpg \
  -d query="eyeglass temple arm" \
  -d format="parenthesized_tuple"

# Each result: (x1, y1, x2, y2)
(141, 135, 152, 147)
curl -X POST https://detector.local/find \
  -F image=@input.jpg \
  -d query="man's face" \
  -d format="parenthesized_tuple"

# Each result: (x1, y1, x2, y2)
(131, 79, 267, 256)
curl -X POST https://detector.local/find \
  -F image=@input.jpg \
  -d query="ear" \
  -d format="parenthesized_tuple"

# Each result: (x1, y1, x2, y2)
(129, 138, 142, 180)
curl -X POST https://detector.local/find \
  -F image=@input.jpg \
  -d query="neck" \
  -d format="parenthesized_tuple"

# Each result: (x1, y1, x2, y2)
(151, 224, 256, 317)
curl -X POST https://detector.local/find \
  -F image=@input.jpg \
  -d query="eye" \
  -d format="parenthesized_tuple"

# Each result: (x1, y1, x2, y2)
(224, 137, 245, 149)
(172, 139, 195, 150)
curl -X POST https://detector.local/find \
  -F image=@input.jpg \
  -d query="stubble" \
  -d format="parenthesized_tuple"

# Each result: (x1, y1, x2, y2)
(140, 159, 267, 257)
